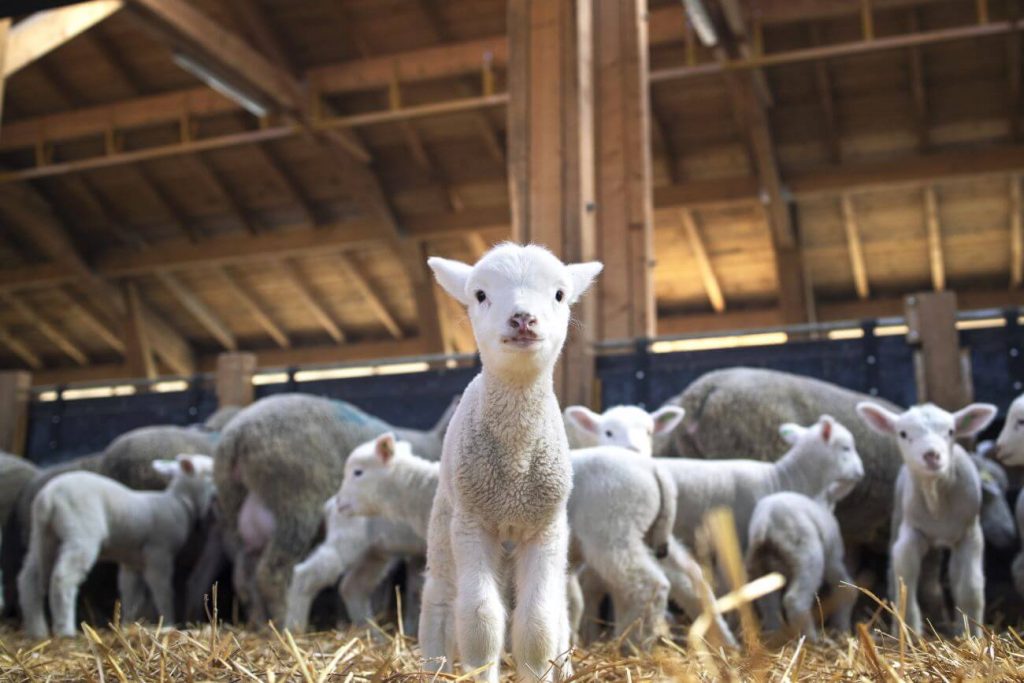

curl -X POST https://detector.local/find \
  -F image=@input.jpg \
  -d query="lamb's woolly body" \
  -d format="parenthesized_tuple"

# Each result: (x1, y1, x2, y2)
(213, 393, 449, 625)
(100, 425, 218, 491)
(747, 491, 856, 641)
(1013, 491, 1024, 598)
(0, 453, 38, 612)
(18, 459, 214, 638)
(661, 367, 902, 544)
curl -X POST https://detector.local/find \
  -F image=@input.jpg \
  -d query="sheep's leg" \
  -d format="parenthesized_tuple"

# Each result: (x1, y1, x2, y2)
(142, 550, 176, 625)
(824, 554, 856, 633)
(1013, 551, 1024, 599)
(420, 496, 455, 674)
(781, 552, 824, 644)
(662, 539, 736, 647)
(184, 524, 229, 623)
(452, 513, 506, 683)
(255, 511, 321, 626)
(285, 544, 346, 632)
(340, 553, 395, 625)
(49, 541, 100, 637)
(117, 567, 149, 623)
(512, 514, 573, 682)
(576, 564, 607, 644)
(948, 523, 985, 638)
(890, 524, 928, 635)
(402, 556, 426, 638)
(18, 531, 55, 639)
(918, 549, 948, 626)
(566, 570, 583, 646)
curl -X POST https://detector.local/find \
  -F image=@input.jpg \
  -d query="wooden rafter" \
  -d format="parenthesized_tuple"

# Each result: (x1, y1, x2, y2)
(1011, 174, 1023, 288)
(251, 143, 317, 228)
(4, 1, 124, 77)
(155, 271, 237, 351)
(191, 154, 259, 235)
(70, 175, 147, 249)
(0, 325, 42, 370)
(680, 209, 725, 313)
(923, 186, 945, 291)
(336, 254, 403, 340)
(59, 285, 125, 354)
(840, 194, 871, 299)
(214, 266, 290, 349)
(809, 24, 841, 163)
(122, 281, 157, 379)
(1, 292, 88, 365)
(0, 19, 10, 123)
(277, 259, 345, 343)
(907, 10, 930, 152)
(134, 164, 201, 242)
(1009, 15, 1022, 142)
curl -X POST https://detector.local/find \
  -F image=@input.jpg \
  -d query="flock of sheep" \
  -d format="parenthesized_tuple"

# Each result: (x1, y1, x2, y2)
(1, 243, 1023, 682)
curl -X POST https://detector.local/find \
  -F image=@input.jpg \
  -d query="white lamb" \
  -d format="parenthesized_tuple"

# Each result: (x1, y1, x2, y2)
(983, 394, 1024, 599)
(18, 454, 215, 638)
(746, 422, 865, 642)
(423, 243, 601, 680)
(565, 404, 684, 457)
(856, 401, 997, 636)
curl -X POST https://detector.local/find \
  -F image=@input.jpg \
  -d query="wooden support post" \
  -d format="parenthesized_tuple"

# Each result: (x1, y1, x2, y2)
(594, 0, 655, 341)
(905, 291, 969, 410)
(507, 0, 597, 407)
(0, 370, 31, 455)
(123, 282, 157, 380)
(215, 351, 256, 408)
(0, 19, 10, 125)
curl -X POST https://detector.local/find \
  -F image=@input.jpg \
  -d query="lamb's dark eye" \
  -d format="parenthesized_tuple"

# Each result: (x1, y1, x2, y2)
(948, 429, 954, 437)
(1017, 419, 1024, 428)
(555, 289, 565, 302)
(353, 469, 363, 477)
(605, 430, 613, 438)
(475, 290, 486, 303)
(899, 431, 908, 440)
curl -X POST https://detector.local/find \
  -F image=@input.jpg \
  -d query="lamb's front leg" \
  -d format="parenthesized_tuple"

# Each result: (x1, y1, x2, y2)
(452, 513, 507, 683)
(142, 549, 177, 626)
(512, 513, 571, 683)
(949, 522, 985, 637)
(890, 524, 929, 635)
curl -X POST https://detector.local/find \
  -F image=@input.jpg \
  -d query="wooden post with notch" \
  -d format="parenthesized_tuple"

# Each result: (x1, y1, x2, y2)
(905, 291, 970, 410)
(0, 370, 31, 455)
(507, 0, 597, 407)
(215, 351, 256, 408)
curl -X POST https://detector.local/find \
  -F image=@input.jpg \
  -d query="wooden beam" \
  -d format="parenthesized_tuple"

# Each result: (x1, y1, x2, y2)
(508, 0, 596, 406)
(214, 266, 290, 348)
(840, 194, 871, 299)
(337, 253, 403, 340)
(155, 271, 237, 350)
(135, 164, 201, 242)
(905, 291, 966, 409)
(1, 292, 88, 365)
(221, 0, 295, 72)
(191, 154, 259, 235)
(1011, 174, 1023, 288)
(0, 371, 31, 454)
(123, 281, 157, 380)
(1010, 14, 1022, 142)
(0, 326, 43, 370)
(923, 186, 945, 291)
(277, 259, 345, 343)
(809, 24, 841, 164)
(594, 0, 656, 340)
(680, 209, 725, 313)
(215, 351, 255, 407)
(59, 285, 126, 353)
(464, 233, 491, 262)
(0, 19, 10, 125)
(4, 0, 123, 77)
(251, 143, 317, 228)
(907, 10, 930, 152)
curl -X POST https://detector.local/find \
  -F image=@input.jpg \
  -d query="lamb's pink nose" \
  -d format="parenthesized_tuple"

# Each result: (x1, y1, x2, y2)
(509, 312, 536, 331)
(923, 450, 941, 467)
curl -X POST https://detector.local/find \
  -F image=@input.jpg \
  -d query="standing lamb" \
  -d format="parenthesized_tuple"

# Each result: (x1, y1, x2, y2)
(856, 401, 997, 636)
(658, 367, 904, 546)
(745, 421, 865, 642)
(989, 393, 1024, 597)
(0, 453, 38, 613)
(565, 404, 685, 457)
(423, 244, 601, 681)
(18, 454, 215, 638)
(214, 393, 455, 626)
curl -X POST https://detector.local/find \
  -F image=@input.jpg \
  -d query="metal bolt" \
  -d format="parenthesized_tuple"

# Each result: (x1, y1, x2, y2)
(51, 415, 60, 424)
(869, 388, 879, 396)
(1015, 381, 1023, 391)
(635, 370, 646, 380)
(188, 406, 198, 416)
(585, 201, 596, 212)
(1011, 348, 1020, 358)
(866, 355, 876, 365)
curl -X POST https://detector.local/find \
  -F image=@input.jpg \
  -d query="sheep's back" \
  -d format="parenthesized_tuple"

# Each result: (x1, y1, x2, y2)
(100, 426, 215, 491)
(0, 453, 38, 526)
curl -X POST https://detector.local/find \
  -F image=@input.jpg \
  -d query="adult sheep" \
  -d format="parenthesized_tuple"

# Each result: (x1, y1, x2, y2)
(213, 393, 454, 625)
(0, 453, 39, 613)
(657, 367, 903, 546)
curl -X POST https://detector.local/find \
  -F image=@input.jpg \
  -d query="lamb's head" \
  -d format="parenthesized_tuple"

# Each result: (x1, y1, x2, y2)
(153, 453, 216, 517)
(336, 432, 409, 517)
(993, 394, 1024, 466)
(780, 415, 864, 498)
(428, 243, 602, 380)
(564, 404, 684, 457)
(857, 401, 997, 479)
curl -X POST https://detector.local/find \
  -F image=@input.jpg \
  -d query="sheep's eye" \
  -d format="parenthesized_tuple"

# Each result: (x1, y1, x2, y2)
(899, 431, 908, 440)
(475, 290, 486, 303)
(1017, 419, 1024, 428)
(353, 469, 363, 477)
(948, 429, 954, 437)
(555, 289, 565, 302)
(605, 430, 613, 438)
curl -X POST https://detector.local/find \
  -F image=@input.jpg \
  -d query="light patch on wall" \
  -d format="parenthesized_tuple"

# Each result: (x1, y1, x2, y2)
(61, 385, 136, 401)
(651, 332, 788, 354)
(152, 380, 189, 393)
(827, 328, 865, 340)
(955, 317, 1006, 331)
(294, 367, 374, 382)
(252, 372, 289, 386)
(874, 324, 909, 337)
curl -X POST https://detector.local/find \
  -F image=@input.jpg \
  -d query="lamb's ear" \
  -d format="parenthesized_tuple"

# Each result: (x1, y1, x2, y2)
(651, 406, 685, 435)
(778, 423, 806, 445)
(953, 403, 998, 437)
(375, 432, 397, 464)
(566, 262, 603, 304)
(818, 415, 835, 444)
(856, 402, 899, 436)
(152, 460, 179, 477)
(427, 257, 473, 306)
(565, 406, 601, 436)
(177, 456, 196, 476)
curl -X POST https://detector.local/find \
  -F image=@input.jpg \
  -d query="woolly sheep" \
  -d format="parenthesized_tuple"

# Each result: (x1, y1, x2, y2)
(857, 401, 997, 637)
(18, 454, 215, 638)
(658, 368, 904, 546)
(985, 395, 1024, 600)
(418, 244, 601, 681)
(565, 404, 685, 457)
(213, 393, 455, 626)
(746, 423, 865, 642)
(0, 453, 38, 613)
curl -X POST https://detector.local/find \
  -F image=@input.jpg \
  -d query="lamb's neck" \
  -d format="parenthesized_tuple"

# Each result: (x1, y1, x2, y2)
(908, 464, 958, 518)
(393, 427, 440, 462)
(383, 456, 440, 538)
(165, 479, 201, 525)
(772, 447, 827, 497)
(479, 369, 553, 429)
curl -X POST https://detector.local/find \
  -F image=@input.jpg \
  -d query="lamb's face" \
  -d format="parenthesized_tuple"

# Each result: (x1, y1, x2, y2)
(782, 416, 864, 492)
(994, 394, 1024, 466)
(857, 402, 997, 480)
(336, 433, 398, 517)
(565, 404, 684, 457)
(428, 243, 602, 378)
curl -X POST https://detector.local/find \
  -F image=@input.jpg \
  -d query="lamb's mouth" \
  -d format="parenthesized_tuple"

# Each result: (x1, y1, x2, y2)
(502, 335, 544, 349)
